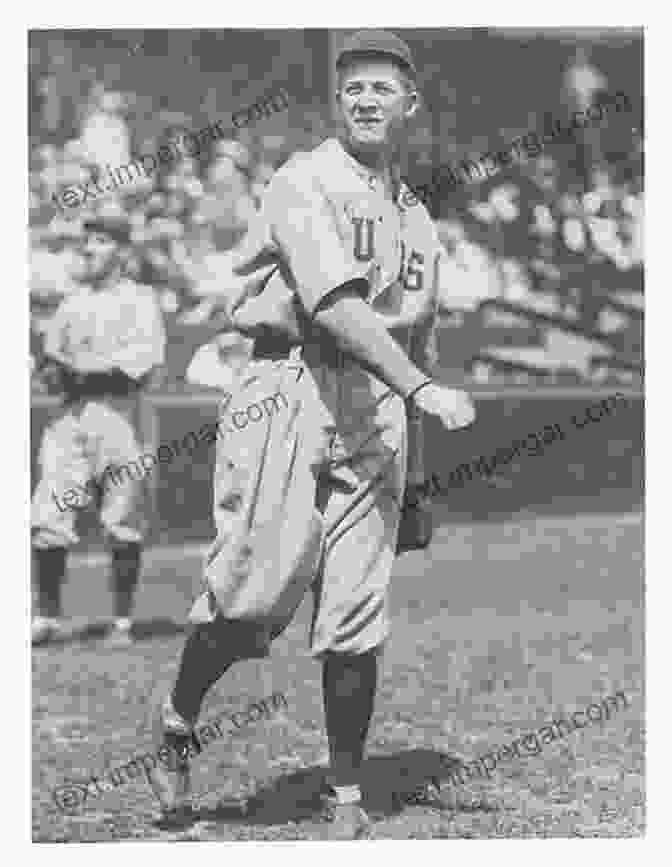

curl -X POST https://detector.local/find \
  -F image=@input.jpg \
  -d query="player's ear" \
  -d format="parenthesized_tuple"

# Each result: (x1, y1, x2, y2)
(404, 89, 420, 121)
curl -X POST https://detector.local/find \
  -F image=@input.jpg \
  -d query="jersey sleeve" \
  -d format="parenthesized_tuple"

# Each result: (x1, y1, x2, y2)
(262, 166, 369, 316)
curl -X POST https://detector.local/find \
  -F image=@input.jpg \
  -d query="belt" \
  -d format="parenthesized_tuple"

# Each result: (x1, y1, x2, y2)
(251, 330, 346, 368)
(251, 331, 297, 361)
(63, 369, 141, 400)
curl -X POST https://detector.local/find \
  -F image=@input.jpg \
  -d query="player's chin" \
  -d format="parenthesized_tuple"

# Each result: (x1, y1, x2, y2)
(346, 124, 390, 149)
(352, 134, 387, 151)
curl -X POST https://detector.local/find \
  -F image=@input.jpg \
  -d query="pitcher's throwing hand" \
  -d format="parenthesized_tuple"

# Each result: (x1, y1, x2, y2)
(412, 382, 476, 431)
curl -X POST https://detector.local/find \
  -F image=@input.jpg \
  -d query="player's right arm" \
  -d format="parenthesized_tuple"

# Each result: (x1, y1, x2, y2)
(313, 292, 428, 398)
(260, 168, 473, 427)
(261, 169, 428, 395)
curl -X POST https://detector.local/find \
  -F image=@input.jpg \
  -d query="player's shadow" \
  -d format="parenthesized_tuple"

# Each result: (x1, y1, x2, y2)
(195, 748, 494, 827)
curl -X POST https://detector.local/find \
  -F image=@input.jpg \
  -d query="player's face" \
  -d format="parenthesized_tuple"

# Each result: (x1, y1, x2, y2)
(79, 231, 118, 281)
(337, 60, 417, 152)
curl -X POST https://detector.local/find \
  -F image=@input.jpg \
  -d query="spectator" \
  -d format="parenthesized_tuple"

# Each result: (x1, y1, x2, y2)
(562, 45, 609, 186)
(200, 140, 255, 250)
(80, 85, 130, 174)
(28, 35, 642, 391)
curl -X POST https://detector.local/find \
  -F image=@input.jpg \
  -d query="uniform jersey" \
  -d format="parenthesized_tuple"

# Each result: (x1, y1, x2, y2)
(225, 137, 443, 372)
(33, 278, 164, 550)
(43, 279, 166, 381)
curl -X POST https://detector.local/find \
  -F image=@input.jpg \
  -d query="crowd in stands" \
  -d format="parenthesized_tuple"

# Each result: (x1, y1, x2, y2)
(30, 50, 643, 392)
(432, 131, 644, 383)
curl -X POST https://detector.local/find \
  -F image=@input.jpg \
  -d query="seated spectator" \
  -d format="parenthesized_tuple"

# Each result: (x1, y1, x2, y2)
(80, 85, 130, 174)
(435, 221, 500, 311)
(200, 140, 255, 249)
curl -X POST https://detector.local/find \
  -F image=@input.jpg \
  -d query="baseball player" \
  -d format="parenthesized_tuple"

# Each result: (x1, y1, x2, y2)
(31, 213, 166, 647)
(148, 31, 475, 837)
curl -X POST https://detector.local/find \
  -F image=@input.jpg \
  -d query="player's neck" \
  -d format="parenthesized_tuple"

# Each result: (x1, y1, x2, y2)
(341, 138, 396, 180)
(341, 139, 403, 201)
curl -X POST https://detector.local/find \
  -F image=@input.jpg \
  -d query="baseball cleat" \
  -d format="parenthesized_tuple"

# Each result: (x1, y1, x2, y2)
(146, 693, 199, 816)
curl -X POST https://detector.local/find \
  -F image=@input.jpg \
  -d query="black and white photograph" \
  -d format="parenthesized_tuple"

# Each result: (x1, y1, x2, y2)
(25, 19, 645, 844)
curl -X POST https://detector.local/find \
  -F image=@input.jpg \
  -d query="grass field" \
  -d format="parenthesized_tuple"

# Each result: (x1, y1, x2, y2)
(32, 509, 645, 841)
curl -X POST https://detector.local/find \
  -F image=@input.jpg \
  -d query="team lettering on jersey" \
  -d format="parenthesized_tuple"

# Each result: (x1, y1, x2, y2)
(352, 217, 376, 262)
(351, 215, 426, 292)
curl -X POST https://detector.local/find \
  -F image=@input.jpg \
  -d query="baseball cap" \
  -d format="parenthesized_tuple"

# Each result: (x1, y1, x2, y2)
(336, 29, 416, 80)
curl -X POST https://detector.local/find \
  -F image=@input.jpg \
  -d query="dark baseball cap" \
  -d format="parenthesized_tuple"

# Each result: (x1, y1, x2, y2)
(336, 29, 416, 80)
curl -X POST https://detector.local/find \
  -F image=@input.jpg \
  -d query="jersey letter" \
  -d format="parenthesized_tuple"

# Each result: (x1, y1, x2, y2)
(352, 217, 375, 262)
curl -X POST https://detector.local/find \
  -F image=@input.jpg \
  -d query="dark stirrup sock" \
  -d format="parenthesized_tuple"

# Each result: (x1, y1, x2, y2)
(33, 547, 67, 618)
(110, 542, 141, 619)
(322, 649, 379, 788)
(171, 620, 238, 724)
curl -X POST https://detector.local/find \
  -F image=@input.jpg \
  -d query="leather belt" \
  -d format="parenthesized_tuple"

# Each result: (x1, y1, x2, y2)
(251, 328, 346, 369)
(251, 331, 297, 361)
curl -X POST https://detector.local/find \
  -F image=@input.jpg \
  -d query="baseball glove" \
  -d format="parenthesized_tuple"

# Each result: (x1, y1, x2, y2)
(396, 481, 433, 554)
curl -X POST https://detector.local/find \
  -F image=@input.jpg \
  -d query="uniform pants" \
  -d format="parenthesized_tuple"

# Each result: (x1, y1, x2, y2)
(189, 354, 407, 657)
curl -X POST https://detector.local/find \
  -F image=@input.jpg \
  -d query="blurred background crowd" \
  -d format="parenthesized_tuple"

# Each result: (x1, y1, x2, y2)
(29, 28, 644, 392)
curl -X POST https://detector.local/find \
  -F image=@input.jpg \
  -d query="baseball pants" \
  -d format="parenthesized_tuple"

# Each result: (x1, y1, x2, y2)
(31, 397, 148, 550)
(189, 352, 408, 657)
